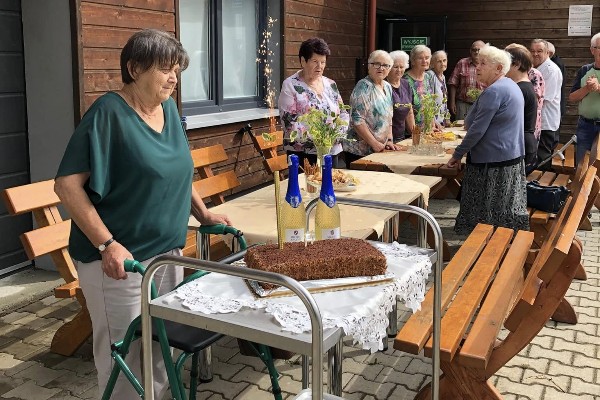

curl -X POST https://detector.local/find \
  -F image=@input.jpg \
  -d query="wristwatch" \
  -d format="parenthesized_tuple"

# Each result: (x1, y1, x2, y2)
(98, 237, 115, 252)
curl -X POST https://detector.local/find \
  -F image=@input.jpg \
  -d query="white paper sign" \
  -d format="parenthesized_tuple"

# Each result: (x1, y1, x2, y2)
(568, 5, 593, 36)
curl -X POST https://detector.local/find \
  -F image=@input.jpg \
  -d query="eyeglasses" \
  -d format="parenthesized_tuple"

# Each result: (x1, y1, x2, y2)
(369, 62, 391, 70)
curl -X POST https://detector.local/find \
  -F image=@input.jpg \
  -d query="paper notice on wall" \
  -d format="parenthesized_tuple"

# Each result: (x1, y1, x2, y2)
(568, 5, 593, 36)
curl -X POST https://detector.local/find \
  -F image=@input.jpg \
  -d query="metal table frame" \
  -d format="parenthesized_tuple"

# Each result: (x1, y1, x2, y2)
(305, 197, 443, 400)
(142, 198, 442, 400)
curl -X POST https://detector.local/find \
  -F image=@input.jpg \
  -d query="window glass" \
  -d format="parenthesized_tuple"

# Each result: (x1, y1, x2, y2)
(222, 0, 258, 99)
(180, 0, 210, 102)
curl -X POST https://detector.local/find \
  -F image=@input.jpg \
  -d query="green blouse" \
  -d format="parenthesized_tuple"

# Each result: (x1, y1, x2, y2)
(56, 92, 193, 263)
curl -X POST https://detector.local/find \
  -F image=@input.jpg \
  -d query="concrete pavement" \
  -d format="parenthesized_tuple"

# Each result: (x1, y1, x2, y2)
(0, 199, 599, 399)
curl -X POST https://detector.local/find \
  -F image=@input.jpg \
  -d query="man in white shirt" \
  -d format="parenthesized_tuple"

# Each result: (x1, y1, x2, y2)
(530, 39, 563, 170)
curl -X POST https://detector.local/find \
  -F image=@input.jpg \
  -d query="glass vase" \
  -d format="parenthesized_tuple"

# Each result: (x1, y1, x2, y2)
(316, 145, 332, 171)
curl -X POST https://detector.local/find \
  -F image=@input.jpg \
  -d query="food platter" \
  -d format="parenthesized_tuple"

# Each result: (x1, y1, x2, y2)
(306, 169, 360, 192)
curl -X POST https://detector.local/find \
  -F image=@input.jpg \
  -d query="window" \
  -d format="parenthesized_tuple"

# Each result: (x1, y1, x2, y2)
(180, 0, 279, 117)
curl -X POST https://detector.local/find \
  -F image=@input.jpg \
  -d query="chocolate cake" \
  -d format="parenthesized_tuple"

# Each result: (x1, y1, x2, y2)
(244, 238, 387, 290)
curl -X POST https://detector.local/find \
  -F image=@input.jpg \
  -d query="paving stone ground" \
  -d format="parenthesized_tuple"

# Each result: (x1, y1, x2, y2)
(1, 199, 599, 399)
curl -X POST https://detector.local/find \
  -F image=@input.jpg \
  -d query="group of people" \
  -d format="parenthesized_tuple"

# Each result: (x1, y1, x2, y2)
(52, 28, 600, 399)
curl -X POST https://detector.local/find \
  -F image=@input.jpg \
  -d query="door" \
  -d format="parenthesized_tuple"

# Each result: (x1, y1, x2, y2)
(0, 0, 31, 275)
(377, 15, 447, 53)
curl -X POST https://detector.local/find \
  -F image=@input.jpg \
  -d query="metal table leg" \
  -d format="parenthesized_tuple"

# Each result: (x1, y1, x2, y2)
(417, 196, 427, 248)
(327, 337, 343, 396)
(301, 355, 309, 389)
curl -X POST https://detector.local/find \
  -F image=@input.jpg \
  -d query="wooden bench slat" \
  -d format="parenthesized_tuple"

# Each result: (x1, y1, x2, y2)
(20, 220, 71, 259)
(564, 142, 575, 169)
(540, 167, 597, 282)
(265, 154, 289, 173)
(394, 224, 494, 354)
(191, 145, 228, 168)
(457, 230, 534, 369)
(526, 171, 542, 182)
(193, 171, 240, 200)
(538, 172, 557, 186)
(530, 210, 550, 224)
(424, 227, 514, 361)
(2, 180, 60, 215)
(252, 131, 284, 150)
(553, 174, 570, 187)
(55, 280, 79, 298)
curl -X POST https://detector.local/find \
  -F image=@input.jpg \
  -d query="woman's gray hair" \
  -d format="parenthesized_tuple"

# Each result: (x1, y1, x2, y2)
(389, 50, 410, 66)
(592, 32, 600, 47)
(120, 29, 190, 84)
(479, 44, 512, 75)
(368, 50, 393, 65)
(431, 50, 448, 61)
(409, 45, 432, 63)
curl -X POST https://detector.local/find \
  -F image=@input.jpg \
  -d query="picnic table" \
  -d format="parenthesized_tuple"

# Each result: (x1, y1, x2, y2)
(349, 128, 465, 200)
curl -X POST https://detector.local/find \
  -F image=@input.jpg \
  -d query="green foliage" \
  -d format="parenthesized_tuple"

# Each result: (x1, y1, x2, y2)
(291, 105, 350, 148)
(466, 87, 483, 102)
(418, 93, 443, 134)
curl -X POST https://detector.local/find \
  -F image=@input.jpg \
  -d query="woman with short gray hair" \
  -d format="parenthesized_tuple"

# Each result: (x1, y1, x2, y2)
(344, 50, 399, 163)
(447, 44, 528, 235)
(430, 50, 450, 126)
(405, 45, 443, 131)
(387, 50, 415, 141)
(54, 29, 231, 398)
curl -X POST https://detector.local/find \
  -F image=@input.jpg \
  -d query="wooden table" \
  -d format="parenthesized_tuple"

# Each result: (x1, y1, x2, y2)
(190, 170, 441, 246)
(349, 130, 465, 200)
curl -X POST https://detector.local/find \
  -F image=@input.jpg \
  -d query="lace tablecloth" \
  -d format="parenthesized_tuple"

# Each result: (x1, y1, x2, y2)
(168, 242, 432, 352)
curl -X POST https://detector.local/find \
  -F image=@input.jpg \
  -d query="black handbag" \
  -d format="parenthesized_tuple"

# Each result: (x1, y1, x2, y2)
(526, 180, 570, 213)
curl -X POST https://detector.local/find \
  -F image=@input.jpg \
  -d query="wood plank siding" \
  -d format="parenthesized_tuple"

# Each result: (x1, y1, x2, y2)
(378, 0, 600, 140)
(284, 0, 368, 100)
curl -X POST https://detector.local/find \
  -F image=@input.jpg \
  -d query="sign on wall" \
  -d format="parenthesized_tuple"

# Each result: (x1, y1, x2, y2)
(400, 37, 429, 51)
(568, 5, 593, 36)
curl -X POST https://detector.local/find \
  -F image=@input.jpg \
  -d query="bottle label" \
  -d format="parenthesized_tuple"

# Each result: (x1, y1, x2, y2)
(286, 195, 301, 208)
(320, 193, 336, 208)
(320, 227, 341, 240)
(285, 228, 305, 242)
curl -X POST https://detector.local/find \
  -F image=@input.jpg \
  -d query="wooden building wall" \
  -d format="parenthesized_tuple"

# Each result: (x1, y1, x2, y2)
(69, 0, 385, 198)
(378, 0, 600, 140)
(284, 0, 368, 101)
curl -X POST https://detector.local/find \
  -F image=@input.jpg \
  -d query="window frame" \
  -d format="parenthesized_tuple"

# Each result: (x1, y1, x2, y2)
(179, 0, 268, 117)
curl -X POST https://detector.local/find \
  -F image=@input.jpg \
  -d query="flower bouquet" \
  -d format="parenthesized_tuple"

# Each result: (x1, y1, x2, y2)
(290, 105, 350, 166)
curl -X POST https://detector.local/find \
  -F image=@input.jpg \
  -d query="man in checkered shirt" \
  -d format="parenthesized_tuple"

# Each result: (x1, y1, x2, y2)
(448, 40, 488, 120)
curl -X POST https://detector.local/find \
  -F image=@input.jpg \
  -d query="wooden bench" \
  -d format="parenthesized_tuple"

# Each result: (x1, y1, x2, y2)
(550, 142, 576, 176)
(249, 130, 288, 175)
(394, 165, 599, 400)
(2, 180, 92, 356)
(184, 144, 241, 260)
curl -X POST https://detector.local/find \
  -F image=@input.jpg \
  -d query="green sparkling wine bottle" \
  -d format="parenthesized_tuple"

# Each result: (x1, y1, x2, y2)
(280, 154, 306, 242)
(315, 155, 341, 240)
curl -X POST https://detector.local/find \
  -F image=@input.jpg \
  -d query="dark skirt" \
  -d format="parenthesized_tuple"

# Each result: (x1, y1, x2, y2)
(454, 161, 529, 235)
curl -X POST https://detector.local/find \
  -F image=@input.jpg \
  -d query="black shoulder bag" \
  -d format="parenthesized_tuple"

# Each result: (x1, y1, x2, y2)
(526, 180, 570, 213)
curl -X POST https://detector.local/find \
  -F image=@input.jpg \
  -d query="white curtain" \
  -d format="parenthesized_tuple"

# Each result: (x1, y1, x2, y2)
(222, 0, 258, 99)
(180, 0, 210, 102)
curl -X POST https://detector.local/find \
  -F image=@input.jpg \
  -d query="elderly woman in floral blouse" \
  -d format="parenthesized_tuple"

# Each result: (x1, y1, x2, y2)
(278, 37, 349, 167)
(343, 50, 401, 165)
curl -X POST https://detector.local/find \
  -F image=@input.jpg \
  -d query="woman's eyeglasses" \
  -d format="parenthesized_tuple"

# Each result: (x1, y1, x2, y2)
(369, 62, 391, 70)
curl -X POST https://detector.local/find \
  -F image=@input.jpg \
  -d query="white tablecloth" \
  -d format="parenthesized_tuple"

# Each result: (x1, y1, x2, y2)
(165, 242, 432, 352)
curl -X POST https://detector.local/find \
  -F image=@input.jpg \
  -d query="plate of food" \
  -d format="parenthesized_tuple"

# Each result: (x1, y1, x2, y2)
(306, 169, 360, 192)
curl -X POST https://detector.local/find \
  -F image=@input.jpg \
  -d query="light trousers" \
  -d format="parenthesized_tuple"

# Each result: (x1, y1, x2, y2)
(456, 100, 473, 121)
(77, 248, 183, 400)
